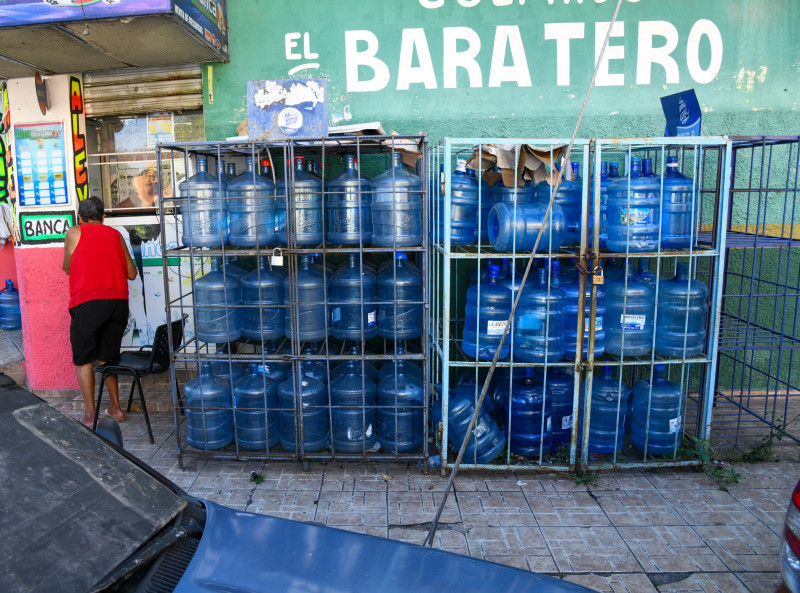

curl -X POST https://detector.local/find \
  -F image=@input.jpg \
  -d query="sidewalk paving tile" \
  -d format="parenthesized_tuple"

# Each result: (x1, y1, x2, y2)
(564, 573, 659, 593)
(616, 525, 728, 573)
(540, 526, 642, 573)
(652, 571, 753, 592)
(693, 524, 782, 573)
(525, 491, 612, 527)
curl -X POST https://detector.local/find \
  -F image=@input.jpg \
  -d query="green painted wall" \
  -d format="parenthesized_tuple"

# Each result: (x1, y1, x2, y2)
(204, 0, 799, 141)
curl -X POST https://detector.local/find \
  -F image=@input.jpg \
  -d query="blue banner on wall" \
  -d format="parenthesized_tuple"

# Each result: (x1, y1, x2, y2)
(171, 0, 228, 57)
(247, 79, 328, 141)
(0, 0, 171, 26)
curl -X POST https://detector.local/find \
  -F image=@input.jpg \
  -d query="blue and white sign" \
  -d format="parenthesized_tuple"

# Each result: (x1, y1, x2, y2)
(14, 122, 69, 207)
(247, 78, 328, 141)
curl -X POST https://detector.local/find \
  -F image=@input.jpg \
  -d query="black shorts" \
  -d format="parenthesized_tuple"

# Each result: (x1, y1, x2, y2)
(69, 299, 129, 366)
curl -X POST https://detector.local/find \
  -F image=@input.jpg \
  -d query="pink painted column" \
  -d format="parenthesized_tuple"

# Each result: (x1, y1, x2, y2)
(15, 246, 78, 390)
(0, 243, 17, 286)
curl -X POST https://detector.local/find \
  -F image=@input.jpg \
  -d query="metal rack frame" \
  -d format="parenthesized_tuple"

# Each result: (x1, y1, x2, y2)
(157, 135, 431, 467)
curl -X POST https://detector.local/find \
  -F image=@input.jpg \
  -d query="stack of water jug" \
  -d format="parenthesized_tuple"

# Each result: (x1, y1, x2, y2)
(176, 146, 428, 457)
(436, 149, 707, 462)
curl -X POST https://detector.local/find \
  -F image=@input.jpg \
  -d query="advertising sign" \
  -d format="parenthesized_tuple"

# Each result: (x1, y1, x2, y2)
(247, 78, 328, 141)
(172, 0, 229, 58)
(14, 122, 69, 207)
(18, 209, 74, 245)
(0, 0, 171, 27)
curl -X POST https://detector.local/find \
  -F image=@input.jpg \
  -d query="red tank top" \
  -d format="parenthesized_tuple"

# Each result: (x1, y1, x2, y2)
(69, 223, 129, 309)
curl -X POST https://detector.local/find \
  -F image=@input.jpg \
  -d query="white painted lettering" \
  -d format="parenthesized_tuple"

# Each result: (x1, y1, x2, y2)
(595, 21, 625, 86)
(636, 21, 679, 84)
(418, 0, 445, 7)
(443, 27, 483, 88)
(544, 22, 585, 86)
(687, 19, 723, 84)
(457, 0, 481, 6)
(285, 32, 302, 60)
(345, 30, 391, 92)
(303, 33, 319, 59)
(488, 25, 532, 87)
(397, 28, 438, 89)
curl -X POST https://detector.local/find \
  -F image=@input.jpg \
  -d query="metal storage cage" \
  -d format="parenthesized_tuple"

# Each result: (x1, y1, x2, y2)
(430, 137, 730, 472)
(708, 136, 800, 455)
(156, 136, 431, 466)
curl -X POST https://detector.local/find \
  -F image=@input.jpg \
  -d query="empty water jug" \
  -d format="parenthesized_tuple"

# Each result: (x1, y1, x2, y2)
(276, 156, 323, 245)
(285, 255, 328, 342)
(241, 257, 284, 342)
(469, 258, 496, 285)
(210, 359, 246, 396)
(377, 252, 423, 340)
(583, 366, 628, 454)
(636, 258, 657, 289)
(329, 253, 377, 341)
(179, 158, 227, 247)
(536, 162, 582, 245)
(376, 361, 425, 453)
(655, 262, 708, 358)
(278, 364, 329, 453)
(332, 346, 380, 383)
(463, 264, 512, 361)
(439, 159, 479, 245)
(536, 368, 574, 446)
(509, 367, 553, 457)
(606, 261, 655, 357)
(514, 268, 565, 363)
(299, 342, 329, 385)
(606, 156, 661, 253)
(372, 152, 423, 247)
(185, 362, 234, 450)
(488, 201, 567, 252)
(642, 157, 654, 177)
(195, 259, 242, 343)
(0, 280, 21, 330)
(588, 161, 610, 249)
(631, 364, 682, 455)
(326, 154, 372, 244)
(562, 274, 606, 360)
(228, 156, 276, 246)
(222, 257, 249, 281)
(470, 168, 491, 243)
(442, 387, 505, 464)
(660, 156, 696, 249)
(490, 178, 535, 207)
(377, 345, 424, 383)
(330, 361, 378, 453)
(233, 364, 279, 450)
(259, 340, 291, 384)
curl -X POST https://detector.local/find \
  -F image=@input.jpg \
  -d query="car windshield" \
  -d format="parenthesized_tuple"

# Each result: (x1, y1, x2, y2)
(0, 386, 185, 593)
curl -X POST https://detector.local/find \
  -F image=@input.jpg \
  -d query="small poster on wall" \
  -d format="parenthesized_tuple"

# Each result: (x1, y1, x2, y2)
(14, 122, 68, 207)
(146, 112, 174, 149)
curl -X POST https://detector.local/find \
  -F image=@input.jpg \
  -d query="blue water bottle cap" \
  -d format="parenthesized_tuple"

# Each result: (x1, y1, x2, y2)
(667, 155, 679, 164)
(571, 161, 580, 175)
(395, 252, 407, 260)
(524, 367, 535, 378)
(600, 161, 609, 175)
(488, 264, 499, 278)
(551, 260, 560, 273)
(200, 361, 212, 375)
(5, 280, 13, 291)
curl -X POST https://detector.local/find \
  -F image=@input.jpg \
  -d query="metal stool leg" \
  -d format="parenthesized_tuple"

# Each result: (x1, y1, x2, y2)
(125, 379, 136, 412)
(135, 376, 154, 444)
(92, 373, 106, 431)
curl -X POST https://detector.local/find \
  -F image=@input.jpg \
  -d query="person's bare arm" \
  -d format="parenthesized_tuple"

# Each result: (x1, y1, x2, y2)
(121, 236, 138, 280)
(62, 226, 80, 275)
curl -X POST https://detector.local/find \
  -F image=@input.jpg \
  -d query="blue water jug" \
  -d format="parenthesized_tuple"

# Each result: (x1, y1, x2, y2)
(562, 273, 606, 360)
(490, 178, 535, 207)
(661, 156, 696, 249)
(377, 252, 423, 340)
(488, 201, 567, 252)
(241, 257, 284, 342)
(376, 361, 425, 453)
(210, 359, 245, 397)
(330, 361, 378, 453)
(513, 268, 565, 363)
(441, 387, 505, 464)
(583, 366, 628, 454)
(195, 259, 242, 343)
(642, 157, 654, 177)
(179, 158, 227, 247)
(299, 342, 329, 385)
(463, 264, 512, 361)
(655, 262, 709, 358)
(259, 340, 291, 384)
(631, 364, 683, 455)
(606, 156, 661, 253)
(233, 364, 279, 450)
(0, 280, 21, 330)
(439, 159, 479, 246)
(221, 257, 249, 281)
(329, 253, 377, 341)
(371, 152, 423, 247)
(276, 156, 324, 245)
(377, 345, 424, 383)
(185, 362, 234, 450)
(278, 363, 330, 453)
(332, 346, 380, 383)
(635, 258, 657, 289)
(509, 367, 553, 457)
(588, 162, 610, 249)
(285, 255, 328, 342)
(536, 368, 574, 446)
(606, 260, 655, 357)
(603, 258, 626, 283)
(326, 154, 372, 244)
(469, 168, 491, 244)
(469, 258, 496, 286)
(228, 156, 276, 247)
(536, 162, 582, 245)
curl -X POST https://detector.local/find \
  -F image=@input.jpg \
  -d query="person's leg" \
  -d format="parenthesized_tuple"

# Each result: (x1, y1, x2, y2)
(96, 300, 130, 422)
(75, 362, 96, 427)
(100, 370, 126, 421)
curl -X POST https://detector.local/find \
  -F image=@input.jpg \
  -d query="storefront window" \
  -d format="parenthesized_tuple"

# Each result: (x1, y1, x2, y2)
(87, 110, 204, 213)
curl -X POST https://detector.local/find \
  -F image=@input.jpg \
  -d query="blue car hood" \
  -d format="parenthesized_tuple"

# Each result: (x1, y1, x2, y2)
(173, 500, 593, 593)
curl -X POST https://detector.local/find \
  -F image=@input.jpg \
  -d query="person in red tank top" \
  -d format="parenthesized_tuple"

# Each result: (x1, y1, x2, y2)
(63, 197, 138, 428)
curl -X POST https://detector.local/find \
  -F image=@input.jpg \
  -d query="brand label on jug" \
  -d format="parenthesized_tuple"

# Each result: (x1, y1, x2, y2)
(331, 307, 342, 323)
(562, 414, 573, 430)
(367, 311, 377, 326)
(584, 317, 603, 332)
(620, 207, 651, 225)
(669, 416, 682, 433)
(487, 319, 508, 336)
(620, 314, 646, 330)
